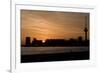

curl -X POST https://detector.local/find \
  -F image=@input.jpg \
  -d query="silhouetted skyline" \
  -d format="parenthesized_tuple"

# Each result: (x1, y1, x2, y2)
(22, 36, 89, 47)
(21, 10, 89, 45)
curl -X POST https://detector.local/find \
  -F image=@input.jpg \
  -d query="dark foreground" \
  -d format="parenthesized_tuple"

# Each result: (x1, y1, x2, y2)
(21, 51, 89, 63)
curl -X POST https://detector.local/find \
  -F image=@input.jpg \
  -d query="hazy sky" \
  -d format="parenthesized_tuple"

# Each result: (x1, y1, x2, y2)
(21, 10, 89, 45)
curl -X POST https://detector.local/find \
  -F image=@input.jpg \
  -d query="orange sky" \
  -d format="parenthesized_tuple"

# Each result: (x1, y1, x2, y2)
(21, 10, 89, 45)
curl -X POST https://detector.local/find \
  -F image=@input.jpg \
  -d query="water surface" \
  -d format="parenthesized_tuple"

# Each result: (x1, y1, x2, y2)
(21, 47, 89, 55)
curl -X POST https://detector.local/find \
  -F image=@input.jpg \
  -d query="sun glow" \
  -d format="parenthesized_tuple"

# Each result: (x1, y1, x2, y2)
(42, 40, 45, 43)
(21, 10, 89, 45)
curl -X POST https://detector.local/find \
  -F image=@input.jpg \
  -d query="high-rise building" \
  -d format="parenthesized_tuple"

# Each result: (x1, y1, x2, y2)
(25, 36, 31, 47)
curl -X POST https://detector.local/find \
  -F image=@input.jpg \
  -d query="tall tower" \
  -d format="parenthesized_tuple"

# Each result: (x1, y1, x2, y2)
(84, 16, 88, 41)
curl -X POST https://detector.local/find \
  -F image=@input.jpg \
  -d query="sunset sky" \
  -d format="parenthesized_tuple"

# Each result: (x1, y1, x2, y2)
(21, 10, 89, 45)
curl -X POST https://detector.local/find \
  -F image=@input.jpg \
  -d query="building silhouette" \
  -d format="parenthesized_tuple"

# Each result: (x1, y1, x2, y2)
(25, 36, 31, 47)
(78, 36, 82, 42)
(23, 36, 89, 47)
(32, 38, 42, 46)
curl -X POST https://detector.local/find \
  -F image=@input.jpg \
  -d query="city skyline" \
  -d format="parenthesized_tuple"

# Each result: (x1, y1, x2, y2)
(21, 10, 89, 45)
